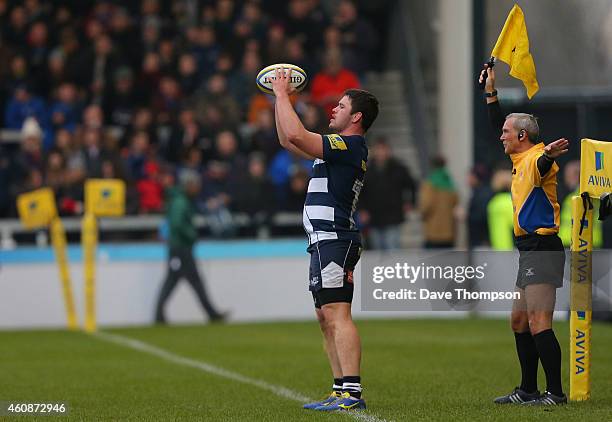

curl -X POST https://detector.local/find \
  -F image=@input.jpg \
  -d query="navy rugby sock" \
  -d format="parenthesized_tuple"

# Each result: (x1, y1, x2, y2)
(342, 375, 362, 399)
(333, 378, 343, 394)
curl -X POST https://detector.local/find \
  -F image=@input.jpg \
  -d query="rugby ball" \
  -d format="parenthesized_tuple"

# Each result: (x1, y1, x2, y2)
(256, 63, 308, 95)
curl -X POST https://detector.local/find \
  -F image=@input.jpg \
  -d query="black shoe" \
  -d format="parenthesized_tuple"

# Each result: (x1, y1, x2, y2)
(522, 390, 567, 406)
(209, 311, 229, 323)
(494, 387, 540, 404)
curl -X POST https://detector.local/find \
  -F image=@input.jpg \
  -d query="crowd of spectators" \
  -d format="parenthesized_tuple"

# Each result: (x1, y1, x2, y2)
(4, 1, 598, 250)
(0, 0, 380, 225)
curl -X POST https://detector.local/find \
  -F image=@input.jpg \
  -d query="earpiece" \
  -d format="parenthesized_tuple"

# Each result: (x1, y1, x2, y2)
(519, 130, 525, 140)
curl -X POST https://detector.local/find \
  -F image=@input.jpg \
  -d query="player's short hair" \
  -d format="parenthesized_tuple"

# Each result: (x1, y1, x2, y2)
(506, 113, 539, 142)
(343, 89, 379, 132)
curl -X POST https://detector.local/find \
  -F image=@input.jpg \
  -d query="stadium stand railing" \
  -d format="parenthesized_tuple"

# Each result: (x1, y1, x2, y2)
(0, 211, 304, 249)
(0, 129, 21, 144)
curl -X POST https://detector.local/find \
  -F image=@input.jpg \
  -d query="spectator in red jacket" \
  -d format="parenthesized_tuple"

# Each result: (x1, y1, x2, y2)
(137, 160, 164, 213)
(310, 48, 359, 119)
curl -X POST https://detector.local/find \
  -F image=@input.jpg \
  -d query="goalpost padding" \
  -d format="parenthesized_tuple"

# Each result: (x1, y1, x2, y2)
(17, 188, 77, 330)
(570, 137, 612, 400)
(569, 195, 592, 401)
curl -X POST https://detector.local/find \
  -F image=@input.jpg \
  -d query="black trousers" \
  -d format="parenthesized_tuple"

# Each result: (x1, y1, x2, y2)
(155, 246, 221, 322)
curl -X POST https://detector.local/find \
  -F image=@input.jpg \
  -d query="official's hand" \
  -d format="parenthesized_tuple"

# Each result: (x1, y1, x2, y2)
(544, 138, 570, 159)
(271, 66, 295, 97)
(479, 64, 496, 93)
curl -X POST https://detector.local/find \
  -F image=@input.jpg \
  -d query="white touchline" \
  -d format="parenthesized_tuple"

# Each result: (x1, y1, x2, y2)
(92, 331, 389, 422)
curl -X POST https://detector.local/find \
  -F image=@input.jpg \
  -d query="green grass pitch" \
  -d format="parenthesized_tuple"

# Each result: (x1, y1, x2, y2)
(1, 318, 611, 421)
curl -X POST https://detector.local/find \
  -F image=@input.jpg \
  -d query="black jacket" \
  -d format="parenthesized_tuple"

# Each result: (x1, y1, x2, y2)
(360, 158, 416, 227)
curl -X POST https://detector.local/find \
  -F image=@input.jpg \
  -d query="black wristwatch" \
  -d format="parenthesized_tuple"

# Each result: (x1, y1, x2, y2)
(485, 90, 498, 97)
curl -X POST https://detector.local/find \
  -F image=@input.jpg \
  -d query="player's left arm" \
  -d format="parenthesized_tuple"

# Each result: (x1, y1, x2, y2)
(536, 138, 569, 178)
(272, 68, 323, 159)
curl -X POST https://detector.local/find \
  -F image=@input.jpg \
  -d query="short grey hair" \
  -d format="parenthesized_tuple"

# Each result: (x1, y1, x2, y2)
(505, 113, 539, 142)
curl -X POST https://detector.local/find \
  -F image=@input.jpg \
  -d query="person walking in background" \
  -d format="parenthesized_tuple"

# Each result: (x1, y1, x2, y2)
(359, 137, 415, 250)
(419, 155, 459, 249)
(155, 169, 225, 324)
(487, 168, 514, 251)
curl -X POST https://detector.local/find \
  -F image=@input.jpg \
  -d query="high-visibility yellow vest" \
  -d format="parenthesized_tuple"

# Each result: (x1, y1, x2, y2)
(559, 189, 603, 248)
(487, 191, 514, 251)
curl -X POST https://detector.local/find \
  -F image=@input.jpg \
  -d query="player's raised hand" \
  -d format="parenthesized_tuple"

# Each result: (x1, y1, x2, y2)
(271, 66, 295, 97)
(544, 138, 570, 159)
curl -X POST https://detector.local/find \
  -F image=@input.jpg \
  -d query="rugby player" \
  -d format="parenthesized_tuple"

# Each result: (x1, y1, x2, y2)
(271, 67, 379, 411)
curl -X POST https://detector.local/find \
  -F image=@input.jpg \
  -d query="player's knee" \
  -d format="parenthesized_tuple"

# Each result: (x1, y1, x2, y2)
(320, 308, 345, 332)
(528, 321, 548, 336)
(510, 311, 528, 332)
(527, 312, 552, 335)
(319, 315, 339, 336)
(316, 310, 328, 328)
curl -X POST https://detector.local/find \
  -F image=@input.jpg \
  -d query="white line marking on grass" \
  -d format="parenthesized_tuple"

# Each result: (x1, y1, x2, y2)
(94, 331, 309, 401)
(92, 331, 388, 422)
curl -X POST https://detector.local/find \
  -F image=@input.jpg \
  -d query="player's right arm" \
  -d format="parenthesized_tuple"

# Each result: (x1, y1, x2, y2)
(479, 65, 504, 133)
(274, 100, 315, 160)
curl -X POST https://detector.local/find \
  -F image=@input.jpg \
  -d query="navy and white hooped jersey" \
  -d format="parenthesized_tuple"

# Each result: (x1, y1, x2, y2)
(303, 134, 368, 246)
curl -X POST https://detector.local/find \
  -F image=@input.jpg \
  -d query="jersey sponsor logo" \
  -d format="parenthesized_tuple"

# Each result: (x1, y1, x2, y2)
(349, 179, 364, 228)
(327, 134, 347, 151)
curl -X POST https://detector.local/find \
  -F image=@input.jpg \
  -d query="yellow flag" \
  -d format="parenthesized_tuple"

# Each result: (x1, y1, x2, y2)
(491, 4, 539, 99)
